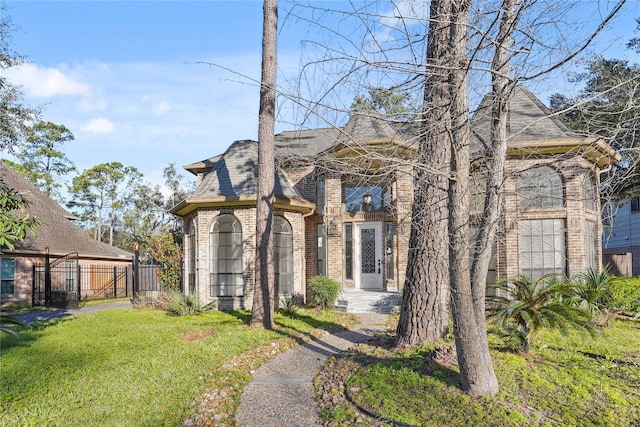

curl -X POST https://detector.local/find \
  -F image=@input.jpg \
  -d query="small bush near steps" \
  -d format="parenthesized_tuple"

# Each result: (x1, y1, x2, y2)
(308, 275, 340, 310)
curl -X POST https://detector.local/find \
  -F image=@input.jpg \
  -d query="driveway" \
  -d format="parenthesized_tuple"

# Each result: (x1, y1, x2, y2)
(13, 300, 133, 324)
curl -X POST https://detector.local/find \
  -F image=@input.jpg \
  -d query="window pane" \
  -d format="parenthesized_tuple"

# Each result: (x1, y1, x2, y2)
(210, 215, 243, 297)
(519, 219, 566, 281)
(344, 183, 391, 213)
(385, 223, 393, 280)
(317, 225, 326, 276)
(345, 224, 353, 280)
(1, 258, 15, 279)
(1, 259, 15, 295)
(316, 176, 325, 213)
(470, 169, 487, 214)
(519, 166, 564, 210)
(586, 222, 597, 270)
(274, 216, 293, 295)
(584, 174, 596, 211)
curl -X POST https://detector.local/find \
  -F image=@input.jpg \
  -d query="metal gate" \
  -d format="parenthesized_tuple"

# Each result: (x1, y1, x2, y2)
(32, 252, 80, 308)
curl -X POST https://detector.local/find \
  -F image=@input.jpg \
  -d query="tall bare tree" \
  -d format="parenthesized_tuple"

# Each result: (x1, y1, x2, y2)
(446, 0, 501, 397)
(282, 0, 626, 395)
(251, 0, 278, 329)
(396, 0, 452, 347)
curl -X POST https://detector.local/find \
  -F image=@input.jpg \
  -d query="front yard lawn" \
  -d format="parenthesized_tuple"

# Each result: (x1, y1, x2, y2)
(0, 307, 348, 426)
(318, 317, 640, 426)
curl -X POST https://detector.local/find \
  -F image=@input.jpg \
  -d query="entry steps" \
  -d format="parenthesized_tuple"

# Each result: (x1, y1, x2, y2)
(335, 290, 401, 314)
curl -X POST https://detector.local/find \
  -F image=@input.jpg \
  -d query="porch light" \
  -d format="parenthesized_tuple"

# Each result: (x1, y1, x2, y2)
(329, 219, 338, 235)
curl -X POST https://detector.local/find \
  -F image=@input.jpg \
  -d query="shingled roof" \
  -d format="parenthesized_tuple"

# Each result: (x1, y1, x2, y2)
(470, 86, 619, 166)
(179, 86, 618, 199)
(471, 85, 576, 146)
(1, 162, 132, 260)
(172, 140, 314, 216)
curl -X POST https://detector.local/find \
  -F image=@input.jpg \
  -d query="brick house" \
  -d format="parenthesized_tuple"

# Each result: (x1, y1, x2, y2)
(171, 86, 619, 309)
(1, 162, 133, 303)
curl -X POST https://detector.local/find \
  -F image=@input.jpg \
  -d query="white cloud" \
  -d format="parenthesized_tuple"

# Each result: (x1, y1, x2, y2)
(77, 97, 107, 112)
(152, 101, 172, 115)
(81, 117, 114, 134)
(5, 63, 91, 98)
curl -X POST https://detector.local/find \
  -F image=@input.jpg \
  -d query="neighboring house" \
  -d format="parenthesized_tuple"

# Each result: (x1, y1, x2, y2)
(0, 162, 133, 303)
(171, 86, 620, 309)
(602, 195, 640, 276)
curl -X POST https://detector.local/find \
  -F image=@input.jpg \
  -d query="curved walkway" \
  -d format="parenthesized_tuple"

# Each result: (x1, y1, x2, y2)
(235, 313, 389, 427)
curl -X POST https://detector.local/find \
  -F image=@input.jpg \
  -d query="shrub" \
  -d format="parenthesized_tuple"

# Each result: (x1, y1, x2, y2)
(608, 276, 640, 316)
(308, 276, 340, 310)
(167, 291, 202, 316)
(148, 232, 183, 291)
(279, 293, 304, 316)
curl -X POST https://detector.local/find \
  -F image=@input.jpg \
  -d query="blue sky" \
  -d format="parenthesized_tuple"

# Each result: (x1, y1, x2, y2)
(3, 0, 639, 190)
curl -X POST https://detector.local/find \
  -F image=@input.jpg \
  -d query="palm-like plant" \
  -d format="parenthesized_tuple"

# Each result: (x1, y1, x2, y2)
(574, 267, 614, 317)
(487, 274, 600, 352)
(0, 308, 24, 337)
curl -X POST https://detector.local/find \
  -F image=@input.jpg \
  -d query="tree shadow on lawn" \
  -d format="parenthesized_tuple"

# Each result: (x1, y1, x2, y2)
(346, 335, 462, 388)
(0, 316, 75, 351)
(224, 309, 358, 349)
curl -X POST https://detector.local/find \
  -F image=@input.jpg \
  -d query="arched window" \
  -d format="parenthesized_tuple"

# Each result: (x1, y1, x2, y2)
(519, 166, 564, 210)
(187, 222, 196, 294)
(210, 214, 243, 297)
(584, 173, 596, 211)
(273, 216, 293, 295)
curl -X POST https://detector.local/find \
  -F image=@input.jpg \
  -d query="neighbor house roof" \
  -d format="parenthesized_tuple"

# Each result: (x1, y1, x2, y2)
(171, 140, 314, 216)
(1, 161, 132, 260)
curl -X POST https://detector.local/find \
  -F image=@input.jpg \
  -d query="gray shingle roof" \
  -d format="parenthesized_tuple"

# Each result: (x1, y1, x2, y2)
(471, 85, 575, 150)
(1, 161, 132, 260)
(274, 113, 404, 159)
(275, 127, 342, 158)
(181, 87, 616, 203)
(338, 112, 402, 143)
(190, 139, 308, 202)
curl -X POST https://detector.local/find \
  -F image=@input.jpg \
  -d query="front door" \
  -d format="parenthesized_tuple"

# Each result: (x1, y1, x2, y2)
(355, 222, 383, 290)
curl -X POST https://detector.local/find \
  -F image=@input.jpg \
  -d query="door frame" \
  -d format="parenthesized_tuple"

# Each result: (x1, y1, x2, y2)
(354, 222, 384, 290)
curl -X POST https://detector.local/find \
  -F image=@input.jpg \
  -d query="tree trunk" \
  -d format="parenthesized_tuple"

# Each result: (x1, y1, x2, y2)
(470, 0, 519, 332)
(250, 0, 278, 329)
(395, 0, 452, 348)
(448, 0, 499, 396)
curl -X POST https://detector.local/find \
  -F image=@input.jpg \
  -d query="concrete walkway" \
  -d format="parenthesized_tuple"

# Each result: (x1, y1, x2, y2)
(13, 300, 133, 324)
(235, 313, 389, 427)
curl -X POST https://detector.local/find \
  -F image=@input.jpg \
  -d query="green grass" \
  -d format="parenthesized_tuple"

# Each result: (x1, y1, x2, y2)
(0, 297, 129, 315)
(0, 307, 348, 427)
(339, 319, 640, 427)
(1, 302, 52, 315)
